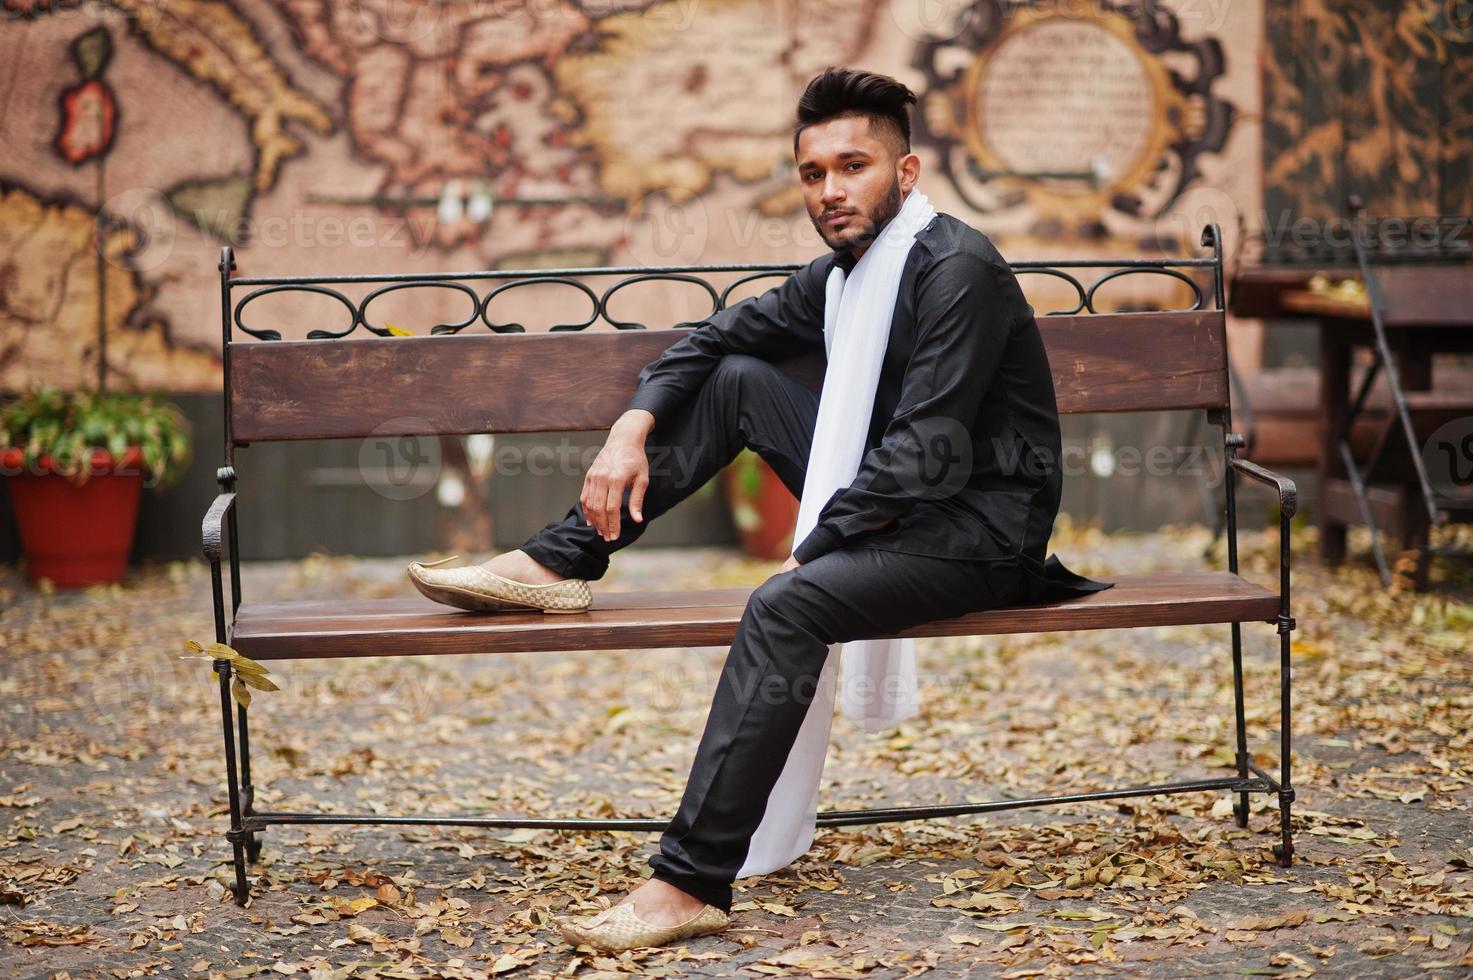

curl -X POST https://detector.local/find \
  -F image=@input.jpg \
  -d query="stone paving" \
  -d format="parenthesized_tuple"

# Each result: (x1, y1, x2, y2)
(1, 524, 1471, 978)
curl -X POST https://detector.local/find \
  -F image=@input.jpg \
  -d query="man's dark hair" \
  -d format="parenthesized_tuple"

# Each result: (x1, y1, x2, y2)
(793, 66, 916, 158)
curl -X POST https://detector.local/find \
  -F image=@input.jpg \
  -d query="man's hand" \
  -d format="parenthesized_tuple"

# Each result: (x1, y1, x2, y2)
(582, 410, 655, 541)
(779, 554, 802, 573)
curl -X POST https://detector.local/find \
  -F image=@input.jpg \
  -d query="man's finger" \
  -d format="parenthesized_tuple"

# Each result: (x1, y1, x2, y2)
(629, 472, 648, 523)
(587, 474, 606, 536)
(605, 480, 623, 540)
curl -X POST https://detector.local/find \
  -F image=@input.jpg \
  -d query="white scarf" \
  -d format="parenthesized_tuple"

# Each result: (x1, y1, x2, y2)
(737, 186, 938, 879)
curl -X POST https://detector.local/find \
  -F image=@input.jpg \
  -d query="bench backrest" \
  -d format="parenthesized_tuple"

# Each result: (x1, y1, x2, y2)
(219, 227, 1228, 446)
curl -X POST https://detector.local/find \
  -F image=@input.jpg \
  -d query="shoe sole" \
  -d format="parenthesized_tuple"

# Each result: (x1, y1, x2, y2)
(556, 911, 727, 950)
(408, 569, 589, 615)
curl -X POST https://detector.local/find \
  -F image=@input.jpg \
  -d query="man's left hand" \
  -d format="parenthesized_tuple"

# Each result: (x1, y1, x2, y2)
(779, 554, 802, 573)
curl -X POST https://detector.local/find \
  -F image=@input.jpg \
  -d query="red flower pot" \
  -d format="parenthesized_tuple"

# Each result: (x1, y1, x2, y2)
(2, 446, 145, 587)
(720, 451, 799, 561)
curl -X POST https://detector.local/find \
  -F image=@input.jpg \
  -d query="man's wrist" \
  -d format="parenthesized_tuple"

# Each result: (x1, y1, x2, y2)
(616, 408, 656, 437)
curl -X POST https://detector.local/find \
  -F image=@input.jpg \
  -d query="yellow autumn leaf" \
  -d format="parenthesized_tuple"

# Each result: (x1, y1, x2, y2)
(182, 640, 279, 702)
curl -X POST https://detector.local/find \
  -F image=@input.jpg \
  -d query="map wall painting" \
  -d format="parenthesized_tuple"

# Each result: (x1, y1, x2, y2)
(2, 0, 1264, 393)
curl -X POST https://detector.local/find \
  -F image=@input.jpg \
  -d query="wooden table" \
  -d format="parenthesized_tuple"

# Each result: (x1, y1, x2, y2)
(1231, 264, 1473, 588)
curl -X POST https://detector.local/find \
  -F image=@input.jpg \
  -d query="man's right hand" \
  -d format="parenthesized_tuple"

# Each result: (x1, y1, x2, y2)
(582, 410, 655, 541)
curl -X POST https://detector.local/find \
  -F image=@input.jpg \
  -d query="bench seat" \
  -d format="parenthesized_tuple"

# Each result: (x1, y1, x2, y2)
(229, 571, 1279, 661)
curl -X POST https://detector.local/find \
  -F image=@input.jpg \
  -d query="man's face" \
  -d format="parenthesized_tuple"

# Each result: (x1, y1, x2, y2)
(795, 114, 920, 256)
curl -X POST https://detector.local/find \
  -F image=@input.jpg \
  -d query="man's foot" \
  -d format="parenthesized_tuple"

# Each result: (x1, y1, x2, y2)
(479, 549, 568, 585)
(613, 878, 710, 927)
(557, 878, 728, 952)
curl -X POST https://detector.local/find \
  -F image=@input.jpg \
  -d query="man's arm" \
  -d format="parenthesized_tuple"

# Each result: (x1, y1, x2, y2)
(625, 257, 830, 422)
(791, 250, 1015, 564)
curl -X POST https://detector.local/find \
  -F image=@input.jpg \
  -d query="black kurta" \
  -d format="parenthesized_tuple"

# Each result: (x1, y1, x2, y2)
(625, 212, 1112, 604)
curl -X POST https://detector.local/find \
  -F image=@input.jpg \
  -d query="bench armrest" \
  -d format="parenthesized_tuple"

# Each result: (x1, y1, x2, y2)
(1224, 448, 1295, 622)
(203, 489, 242, 638)
(1229, 458, 1297, 518)
(202, 491, 237, 561)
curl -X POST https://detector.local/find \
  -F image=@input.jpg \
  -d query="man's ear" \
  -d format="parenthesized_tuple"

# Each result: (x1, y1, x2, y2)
(898, 152, 921, 193)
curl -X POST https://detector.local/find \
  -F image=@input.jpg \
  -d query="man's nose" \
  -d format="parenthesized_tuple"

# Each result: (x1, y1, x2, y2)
(819, 177, 845, 206)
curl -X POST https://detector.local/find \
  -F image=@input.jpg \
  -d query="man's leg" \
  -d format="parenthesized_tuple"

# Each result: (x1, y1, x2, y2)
(516, 354, 819, 581)
(647, 546, 1032, 912)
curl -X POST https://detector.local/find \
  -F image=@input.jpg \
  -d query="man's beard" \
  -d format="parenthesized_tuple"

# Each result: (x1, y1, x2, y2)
(814, 176, 904, 252)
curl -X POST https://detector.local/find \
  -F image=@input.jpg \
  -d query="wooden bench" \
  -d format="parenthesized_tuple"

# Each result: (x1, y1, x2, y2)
(203, 225, 1299, 906)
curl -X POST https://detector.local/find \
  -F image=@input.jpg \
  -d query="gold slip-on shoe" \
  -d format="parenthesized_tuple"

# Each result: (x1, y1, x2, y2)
(556, 901, 729, 952)
(406, 555, 591, 614)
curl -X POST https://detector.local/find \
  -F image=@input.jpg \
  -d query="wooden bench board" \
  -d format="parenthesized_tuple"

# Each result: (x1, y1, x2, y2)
(227, 311, 1228, 443)
(229, 571, 1279, 661)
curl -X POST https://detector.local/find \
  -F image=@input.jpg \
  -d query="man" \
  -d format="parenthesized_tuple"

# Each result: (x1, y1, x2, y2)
(408, 66, 1110, 951)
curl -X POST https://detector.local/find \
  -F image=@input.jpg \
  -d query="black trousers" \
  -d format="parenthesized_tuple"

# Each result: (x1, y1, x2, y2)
(520, 354, 1030, 912)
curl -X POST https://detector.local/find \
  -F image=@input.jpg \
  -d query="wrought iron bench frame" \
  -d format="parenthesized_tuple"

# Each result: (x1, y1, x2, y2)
(203, 224, 1297, 906)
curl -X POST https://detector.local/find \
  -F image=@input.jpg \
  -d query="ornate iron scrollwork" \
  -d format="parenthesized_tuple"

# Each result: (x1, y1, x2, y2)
(221, 229, 1222, 341)
(359, 281, 481, 337)
(478, 278, 600, 334)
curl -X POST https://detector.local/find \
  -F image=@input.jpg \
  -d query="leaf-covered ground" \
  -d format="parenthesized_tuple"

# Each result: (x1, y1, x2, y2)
(2, 521, 1471, 978)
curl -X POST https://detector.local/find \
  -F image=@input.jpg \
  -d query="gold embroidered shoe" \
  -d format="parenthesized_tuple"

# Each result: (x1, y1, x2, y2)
(406, 556, 591, 614)
(556, 900, 729, 952)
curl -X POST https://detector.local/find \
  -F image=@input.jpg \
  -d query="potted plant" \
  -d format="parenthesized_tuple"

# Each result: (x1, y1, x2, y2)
(1, 388, 190, 587)
(720, 447, 799, 561)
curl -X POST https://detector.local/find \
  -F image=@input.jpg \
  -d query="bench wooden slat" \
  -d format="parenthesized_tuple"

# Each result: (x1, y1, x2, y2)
(228, 311, 1226, 443)
(229, 571, 1277, 661)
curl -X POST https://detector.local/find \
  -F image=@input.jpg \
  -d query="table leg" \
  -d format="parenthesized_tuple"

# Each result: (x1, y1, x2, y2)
(1318, 331, 1349, 565)
(1396, 350, 1434, 590)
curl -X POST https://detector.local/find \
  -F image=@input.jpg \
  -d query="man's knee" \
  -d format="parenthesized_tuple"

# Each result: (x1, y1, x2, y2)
(648, 354, 764, 453)
(711, 352, 769, 382)
(746, 572, 835, 644)
(707, 352, 786, 401)
(746, 572, 794, 617)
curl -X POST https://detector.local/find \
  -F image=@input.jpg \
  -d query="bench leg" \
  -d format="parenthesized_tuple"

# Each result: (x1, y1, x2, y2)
(237, 702, 262, 863)
(215, 659, 252, 905)
(1273, 615, 1296, 867)
(1229, 622, 1250, 829)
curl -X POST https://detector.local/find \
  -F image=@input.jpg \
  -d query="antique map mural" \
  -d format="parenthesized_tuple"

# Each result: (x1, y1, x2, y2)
(1, 0, 1268, 393)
